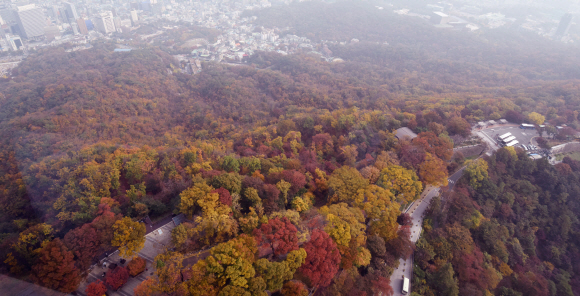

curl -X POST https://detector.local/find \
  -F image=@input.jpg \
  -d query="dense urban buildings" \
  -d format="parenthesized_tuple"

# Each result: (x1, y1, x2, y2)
(0, 0, 575, 54)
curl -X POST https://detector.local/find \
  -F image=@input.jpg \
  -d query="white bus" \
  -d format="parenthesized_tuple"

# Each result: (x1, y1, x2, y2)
(502, 136, 516, 143)
(402, 277, 410, 295)
(499, 132, 512, 140)
(520, 123, 535, 129)
(506, 140, 519, 147)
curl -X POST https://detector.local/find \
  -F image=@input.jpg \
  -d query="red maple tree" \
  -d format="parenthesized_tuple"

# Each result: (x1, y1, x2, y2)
(299, 229, 341, 288)
(370, 274, 394, 296)
(63, 223, 100, 270)
(385, 225, 415, 259)
(86, 280, 108, 296)
(91, 204, 121, 245)
(105, 266, 129, 290)
(262, 183, 281, 213)
(281, 169, 307, 194)
(212, 187, 232, 206)
(253, 217, 299, 256)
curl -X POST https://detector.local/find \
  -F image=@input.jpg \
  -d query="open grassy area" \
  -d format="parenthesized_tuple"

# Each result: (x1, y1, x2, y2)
(556, 151, 580, 161)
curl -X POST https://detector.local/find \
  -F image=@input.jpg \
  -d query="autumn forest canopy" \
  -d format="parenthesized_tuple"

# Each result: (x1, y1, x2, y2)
(1, 1, 580, 295)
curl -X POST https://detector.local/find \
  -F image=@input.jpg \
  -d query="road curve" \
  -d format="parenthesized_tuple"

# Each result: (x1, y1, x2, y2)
(389, 186, 441, 296)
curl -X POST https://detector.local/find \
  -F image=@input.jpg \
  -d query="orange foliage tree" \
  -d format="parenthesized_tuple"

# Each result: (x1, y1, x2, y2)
(127, 256, 147, 276)
(86, 280, 107, 296)
(30, 238, 81, 293)
(419, 153, 448, 186)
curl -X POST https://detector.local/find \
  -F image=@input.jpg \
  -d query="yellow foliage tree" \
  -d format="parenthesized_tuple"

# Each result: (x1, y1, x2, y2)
(328, 166, 369, 204)
(205, 235, 257, 289)
(193, 212, 239, 246)
(378, 165, 423, 204)
(354, 185, 395, 220)
(340, 145, 358, 166)
(198, 192, 231, 217)
(179, 182, 214, 218)
(276, 180, 292, 206)
(238, 207, 260, 234)
(171, 223, 191, 248)
(353, 247, 372, 267)
(504, 146, 518, 160)
(465, 158, 489, 190)
(323, 214, 351, 247)
(354, 185, 400, 242)
(291, 192, 313, 213)
(319, 203, 366, 248)
(528, 112, 545, 125)
(111, 217, 146, 258)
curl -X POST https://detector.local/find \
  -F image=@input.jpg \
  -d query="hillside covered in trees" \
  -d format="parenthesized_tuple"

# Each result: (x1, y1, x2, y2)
(414, 150, 580, 295)
(1, 2, 580, 294)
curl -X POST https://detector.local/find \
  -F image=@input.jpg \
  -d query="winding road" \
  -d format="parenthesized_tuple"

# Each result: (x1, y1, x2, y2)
(388, 125, 500, 295)
(388, 185, 441, 296)
(388, 165, 468, 295)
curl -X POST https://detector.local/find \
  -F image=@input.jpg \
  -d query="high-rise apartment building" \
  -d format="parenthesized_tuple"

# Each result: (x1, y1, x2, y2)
(14, 4, 44, 39)
(94, 11, 115, 34)
(130, 10, 138, 26)
(555, 13, 574, 37)
(58, 7, 68, 22)
(71, 23, 78, 35)
(0, 5, 16, 25)
(63, 2, 79, 22)
(77, 18, 88, 35)
(113, 17, 121, 30)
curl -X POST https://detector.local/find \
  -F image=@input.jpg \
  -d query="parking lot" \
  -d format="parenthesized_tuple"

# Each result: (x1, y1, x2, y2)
(479, 125, 547, 154)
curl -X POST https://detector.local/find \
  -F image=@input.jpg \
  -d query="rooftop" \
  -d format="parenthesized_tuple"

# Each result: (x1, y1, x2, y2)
(433, 11, 449, 17)
(17, 4, 37, 11)
(395, 127, 418, 140)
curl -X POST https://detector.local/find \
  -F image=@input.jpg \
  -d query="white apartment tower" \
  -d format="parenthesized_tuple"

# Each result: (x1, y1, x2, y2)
(130, 10, 138, 26)
(63, 2, 79, 22)
(95, 11, 116, 34)
(15, 4, 45, 39)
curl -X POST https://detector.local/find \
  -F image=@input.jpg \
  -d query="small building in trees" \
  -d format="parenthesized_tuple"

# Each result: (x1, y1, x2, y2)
(172, 214, 185, 226)
(431, 11, 450, 25)
(395, 127, 418, 141)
